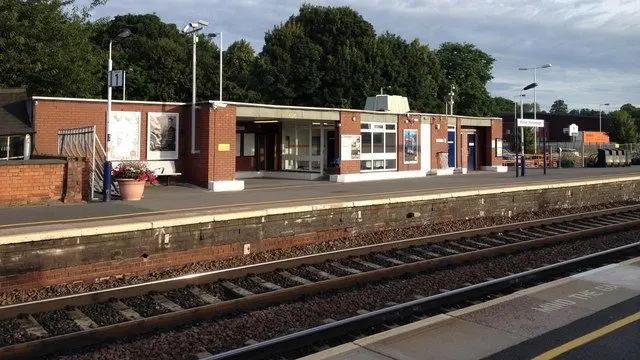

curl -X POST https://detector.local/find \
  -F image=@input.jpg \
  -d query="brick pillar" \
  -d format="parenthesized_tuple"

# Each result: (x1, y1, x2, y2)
(63, 157, 89, 203)
(209, 105, 244, 191)
(491, 119, 503, 166)
(431, 116, 448, 169)
(338, 111, 361, 174)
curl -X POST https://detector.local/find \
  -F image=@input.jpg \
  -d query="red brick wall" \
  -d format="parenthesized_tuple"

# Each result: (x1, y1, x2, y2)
(32, 99, 188, 165)
(0, 158, 88, 206)
(397, 114, 421, 171)
(491, 119, 503, 166)
(431, 116, 449, 169)
(183, 105, 212, 187)
(211, 106, 237, 181)
(338, 111, 361, 174)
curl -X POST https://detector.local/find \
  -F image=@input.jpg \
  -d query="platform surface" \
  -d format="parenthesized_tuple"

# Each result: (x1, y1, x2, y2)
(301, 256, 640, 360)
(1, 167, 639, 231)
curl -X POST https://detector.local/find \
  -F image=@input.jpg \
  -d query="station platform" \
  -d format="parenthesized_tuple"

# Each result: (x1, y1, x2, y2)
(1, 167, 640, 230)
(301, 256, 640, 360)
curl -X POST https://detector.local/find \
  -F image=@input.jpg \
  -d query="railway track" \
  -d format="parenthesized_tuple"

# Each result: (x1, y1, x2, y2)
(2, 205, 640, 359)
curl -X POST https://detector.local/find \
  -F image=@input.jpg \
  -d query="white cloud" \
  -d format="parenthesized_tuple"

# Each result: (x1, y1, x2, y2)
(79, 0, 639, 110)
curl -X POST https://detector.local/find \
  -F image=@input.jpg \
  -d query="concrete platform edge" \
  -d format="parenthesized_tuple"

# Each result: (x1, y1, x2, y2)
(1, 175, 639, 245)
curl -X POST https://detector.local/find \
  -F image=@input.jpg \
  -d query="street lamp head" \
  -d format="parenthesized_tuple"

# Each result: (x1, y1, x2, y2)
(541, 63, 552, 68)
(518, 67, 529, 71)
(604, 103, 610, 106)
(198, 20, 209, 26)
(117, 28, 131, 39)
(522, 82, 538, 91)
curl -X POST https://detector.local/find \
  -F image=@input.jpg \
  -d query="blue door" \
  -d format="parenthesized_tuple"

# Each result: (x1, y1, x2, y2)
(448, 129, 456, 167)
(467, 133, 476, 170)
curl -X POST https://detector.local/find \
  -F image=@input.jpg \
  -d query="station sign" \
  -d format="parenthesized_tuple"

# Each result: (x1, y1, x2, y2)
(517, 118, 544, 128)
(569, 123, 579, 136)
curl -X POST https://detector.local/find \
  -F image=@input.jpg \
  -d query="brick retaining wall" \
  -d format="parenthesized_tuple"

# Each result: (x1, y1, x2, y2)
(0, 157, 89, 206)
(0, 180, 638, 290)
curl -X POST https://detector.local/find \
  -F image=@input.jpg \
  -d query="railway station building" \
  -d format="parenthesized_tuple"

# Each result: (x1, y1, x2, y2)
(27, 95, 504, 191)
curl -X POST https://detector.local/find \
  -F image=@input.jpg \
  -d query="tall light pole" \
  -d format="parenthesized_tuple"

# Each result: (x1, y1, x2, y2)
(599, 103, 610, 132)
(106, 28, 131, 156)
(519, 82, 538, 176)
(182, 20, 209, 154)
(448, 84, 456, 115)
(519, 64, 551, 153)
(513, 94, 525, 177)
(208, 32, 223, 101)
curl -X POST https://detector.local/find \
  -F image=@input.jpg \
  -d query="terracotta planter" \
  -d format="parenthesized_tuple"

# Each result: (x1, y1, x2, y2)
(117, 179, 146, 201)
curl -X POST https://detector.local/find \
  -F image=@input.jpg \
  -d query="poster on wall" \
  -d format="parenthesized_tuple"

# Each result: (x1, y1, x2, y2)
(147, 112, 179, 160)
(107, 111, 140, 161)
(496, 138, 503, 157)
(403, 129, 418, 164)
(341, 135, 361, 160)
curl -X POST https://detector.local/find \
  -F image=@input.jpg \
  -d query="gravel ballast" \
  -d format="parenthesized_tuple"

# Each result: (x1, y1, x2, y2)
(1, 202, 635, 307)
(44, 229, 640, 360)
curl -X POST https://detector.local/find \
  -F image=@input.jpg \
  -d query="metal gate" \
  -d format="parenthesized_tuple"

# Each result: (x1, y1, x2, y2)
(58, 126, 118, 200)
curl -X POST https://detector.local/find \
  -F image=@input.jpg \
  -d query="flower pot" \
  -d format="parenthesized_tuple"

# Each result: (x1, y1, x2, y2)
(117, 179, 146, 201)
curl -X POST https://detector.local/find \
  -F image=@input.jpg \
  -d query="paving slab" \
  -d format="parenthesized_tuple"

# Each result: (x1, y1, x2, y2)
(457, 294, 594, 339)
(571, 263, 640, 291)
(525, 277, 639, 312)
(299, 342, 393, 360)
(356, 315, 525, 360)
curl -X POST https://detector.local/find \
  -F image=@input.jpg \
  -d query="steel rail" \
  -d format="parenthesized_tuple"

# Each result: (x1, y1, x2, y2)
(205, 241, 640, 360)
(2, 204, 639, 319)
(1, 206, 639, 359)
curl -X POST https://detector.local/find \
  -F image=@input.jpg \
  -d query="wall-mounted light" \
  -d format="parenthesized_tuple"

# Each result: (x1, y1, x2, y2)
(352, 116, 356, 121)
(254, 120, 278, 124)
(435, 123, 441, 130)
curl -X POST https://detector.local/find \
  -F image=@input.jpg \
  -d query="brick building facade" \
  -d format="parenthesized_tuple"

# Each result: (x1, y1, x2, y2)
(29, 96, 504, 191)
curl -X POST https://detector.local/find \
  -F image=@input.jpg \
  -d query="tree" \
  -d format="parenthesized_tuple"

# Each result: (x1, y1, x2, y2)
(608, 110, 638, 143)
(222, 40, 261, 102)
(491, 96, 515, 116)
(0, 0, 106, 97)
(96, 14, 193, 102)
(549, 99, 568, 114)
(436, 42, 495, 116)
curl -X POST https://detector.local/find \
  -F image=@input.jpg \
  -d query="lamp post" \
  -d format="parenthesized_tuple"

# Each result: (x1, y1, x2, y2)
(599, 103, 610, 132)
(106, 28, 131, 158)
(207, 32, 223, 101)
(519, 64, 551, 153)
(448, 84, 456, 115)
(513, 94, 525, 177)
(182, 20, 209, 154)
(519, 82, 538, 176)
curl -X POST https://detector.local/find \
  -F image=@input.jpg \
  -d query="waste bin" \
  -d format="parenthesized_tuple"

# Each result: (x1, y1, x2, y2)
(611, 149, 621, 167)
(596, 149, 607, 167)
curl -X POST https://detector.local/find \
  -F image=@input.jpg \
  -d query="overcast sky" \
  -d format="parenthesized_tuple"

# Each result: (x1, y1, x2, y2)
(81, 0, 640, 111)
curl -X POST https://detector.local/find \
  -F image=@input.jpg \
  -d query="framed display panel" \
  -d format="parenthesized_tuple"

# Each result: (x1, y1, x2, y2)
(403, 129, 418, 164)
(147, 112, 179, 160)
(341, 134, 361, 161)
(107, 111, 141, 161)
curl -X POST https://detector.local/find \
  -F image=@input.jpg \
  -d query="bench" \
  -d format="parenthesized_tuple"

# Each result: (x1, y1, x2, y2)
(147, 160, 181, 185)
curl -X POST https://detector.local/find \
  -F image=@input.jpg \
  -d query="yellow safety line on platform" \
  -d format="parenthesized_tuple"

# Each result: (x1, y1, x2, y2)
(532, 311, 640, 360)
(0, 174, 637, 230)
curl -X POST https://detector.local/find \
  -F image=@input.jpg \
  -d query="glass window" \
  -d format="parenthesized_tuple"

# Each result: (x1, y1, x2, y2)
(362, 132, 372, 153)
(0, 136, 7, 159)
(311, 128, 321, 156)
(386, 159, 396, 169)
(361, 160, 372, 170)
(385, 124, 396, 130)
(297, 125, 310, 156)
(385, 132, 396, 153)
(373, 160, 385, 169)
(373, 133, 384, 153)
(243, 133, 255, 156)
(236, 133, 242, 156)
(8, 136, 24, 159)
(360, 123, 370, 129)
(373, 124, 384, 130)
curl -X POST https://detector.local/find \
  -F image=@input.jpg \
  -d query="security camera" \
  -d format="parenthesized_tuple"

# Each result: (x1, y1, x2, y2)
(198, 20, 209, 26)
(190, 22, 199, 28)
(182, 25, 190, 33)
